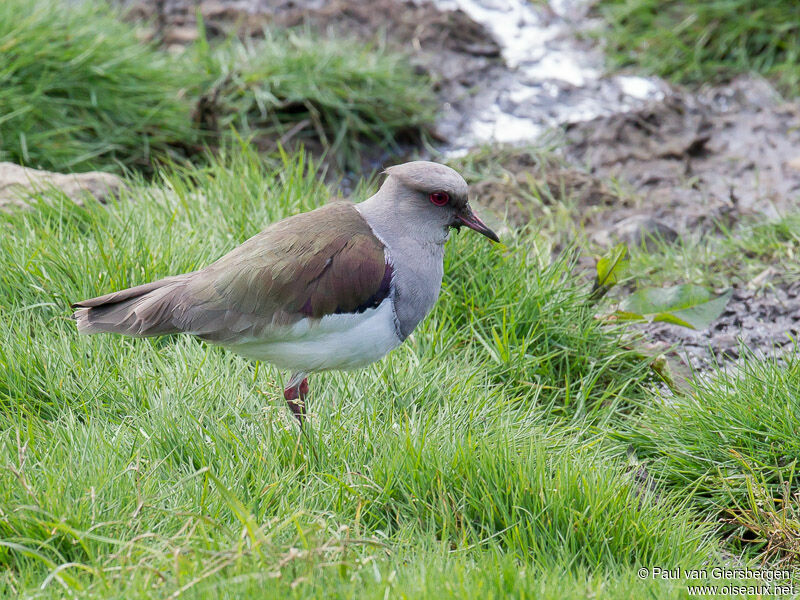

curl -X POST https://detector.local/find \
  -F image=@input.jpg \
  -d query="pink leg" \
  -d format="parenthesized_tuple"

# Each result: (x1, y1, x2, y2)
(283, 373, 309, 426)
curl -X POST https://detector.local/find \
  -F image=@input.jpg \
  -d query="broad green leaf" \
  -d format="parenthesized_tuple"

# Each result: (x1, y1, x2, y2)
(616, 285, 732, 330)
(591, 243, 629, 302)
(596, 243, 629, 288)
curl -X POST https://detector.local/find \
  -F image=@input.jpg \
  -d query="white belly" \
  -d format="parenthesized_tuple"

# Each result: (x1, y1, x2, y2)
(225, 297, 402, 372)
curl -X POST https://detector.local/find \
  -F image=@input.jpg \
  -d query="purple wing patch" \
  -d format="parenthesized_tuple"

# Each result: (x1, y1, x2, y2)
(337, 261, 393, 315)
(300, 297, 314, 317)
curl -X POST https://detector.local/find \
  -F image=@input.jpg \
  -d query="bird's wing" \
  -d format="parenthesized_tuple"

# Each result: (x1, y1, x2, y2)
(171, 201, 391, 342)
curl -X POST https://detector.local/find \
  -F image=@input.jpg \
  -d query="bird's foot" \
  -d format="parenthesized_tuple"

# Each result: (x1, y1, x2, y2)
(284, 375, 309, 426)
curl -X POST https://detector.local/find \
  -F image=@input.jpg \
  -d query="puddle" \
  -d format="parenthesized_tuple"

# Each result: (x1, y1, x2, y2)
(429, 0, 668, 150)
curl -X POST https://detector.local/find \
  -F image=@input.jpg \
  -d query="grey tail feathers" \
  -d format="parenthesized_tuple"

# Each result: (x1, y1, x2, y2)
(71, 276, 188, 337)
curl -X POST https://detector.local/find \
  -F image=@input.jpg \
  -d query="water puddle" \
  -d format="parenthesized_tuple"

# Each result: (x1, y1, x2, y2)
(430, 0, 668, 151)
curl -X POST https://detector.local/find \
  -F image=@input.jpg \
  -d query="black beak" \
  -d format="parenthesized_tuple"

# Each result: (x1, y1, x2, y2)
(454, 204, 499, 243)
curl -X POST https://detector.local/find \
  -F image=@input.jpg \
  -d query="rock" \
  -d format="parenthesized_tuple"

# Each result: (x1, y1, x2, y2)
(162, 25, 199, 45)
(600, 214, 679, 250)
(786, 156, 800, 172)
(0, 163, 125, 210)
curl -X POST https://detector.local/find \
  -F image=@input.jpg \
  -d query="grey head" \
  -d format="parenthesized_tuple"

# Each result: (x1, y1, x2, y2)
(357, 161, 499, 246)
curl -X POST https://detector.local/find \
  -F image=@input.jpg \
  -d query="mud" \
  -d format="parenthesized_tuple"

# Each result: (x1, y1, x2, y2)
(429, 0, 665, 148)
(456, 147, 620, 228)
(565, 77, 800, 235)
(459, 71, 800, 368)
(562, 77, 800, 368)
(636, 281, 800, 371)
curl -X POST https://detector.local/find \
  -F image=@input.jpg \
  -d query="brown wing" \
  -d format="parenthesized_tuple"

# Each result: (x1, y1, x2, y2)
(72, 202, 390, 341)
(170, 201, 390, 342)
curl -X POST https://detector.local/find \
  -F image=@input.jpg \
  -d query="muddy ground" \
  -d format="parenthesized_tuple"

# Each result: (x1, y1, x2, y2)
(470, 77, 800, 369)
(566, 78, 800, 234)
(119, 0, 800, 369)
(564, 78, 800, 370)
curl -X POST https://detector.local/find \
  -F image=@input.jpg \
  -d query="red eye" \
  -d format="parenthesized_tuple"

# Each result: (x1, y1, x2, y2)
(429, 192, 449, 206)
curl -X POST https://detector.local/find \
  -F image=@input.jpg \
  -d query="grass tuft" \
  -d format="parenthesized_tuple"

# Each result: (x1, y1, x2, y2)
(196, 31, 435, 166)
(0, 0, 197, 172)
(597, 0, 800, 92)
(623, 352, 800, 559)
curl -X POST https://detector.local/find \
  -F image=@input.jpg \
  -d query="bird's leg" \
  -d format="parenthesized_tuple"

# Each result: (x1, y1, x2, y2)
(284, 372, 309, 426)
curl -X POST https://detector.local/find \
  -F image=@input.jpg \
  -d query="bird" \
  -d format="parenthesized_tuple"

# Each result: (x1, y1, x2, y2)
(71, 161, 499, 425)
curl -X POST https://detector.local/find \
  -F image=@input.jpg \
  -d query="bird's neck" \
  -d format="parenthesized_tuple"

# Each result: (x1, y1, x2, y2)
(355, 183, 447, 340)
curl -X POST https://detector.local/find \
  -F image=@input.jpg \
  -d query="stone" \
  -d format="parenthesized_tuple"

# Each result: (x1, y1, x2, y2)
(609, 214, 679, 250)
(163, 25, 199, 45)
(0, 163, 125, 210)
(786, 156, 800, 172)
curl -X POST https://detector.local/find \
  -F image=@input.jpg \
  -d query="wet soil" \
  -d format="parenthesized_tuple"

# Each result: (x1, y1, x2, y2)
(453, 68, 800, 369)
(470, 164, 619, 228)
(452, 146, 621, 229)
(563, 77, 800, 368)
(565, 77, 800, 236)
(639, 281, 800, 371)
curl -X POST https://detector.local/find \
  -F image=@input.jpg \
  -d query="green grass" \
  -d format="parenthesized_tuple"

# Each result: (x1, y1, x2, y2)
(196, 32, 435, 166)
(0, 0, 197, 172)
(448, 145, 800, 565)
(0, 146, 747, 598)
(3, 0, 799, 592)
(624, 213, 800, 289)
(622, 353, 800, 562)
(0, 1, 434, 174)
(597, 0, 800, 92)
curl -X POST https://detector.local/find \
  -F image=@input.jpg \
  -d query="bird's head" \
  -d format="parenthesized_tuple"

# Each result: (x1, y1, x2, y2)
(378, 161, 499, 243)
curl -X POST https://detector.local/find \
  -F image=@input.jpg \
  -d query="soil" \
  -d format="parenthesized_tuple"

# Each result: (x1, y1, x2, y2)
(118, 0, 800, 369)
(636, 281, 800, 371)
(565, 77, 800, 236)
(471, 165, 619, 227)
(563, 78, 800, 368)
(457, 148, 621, 228)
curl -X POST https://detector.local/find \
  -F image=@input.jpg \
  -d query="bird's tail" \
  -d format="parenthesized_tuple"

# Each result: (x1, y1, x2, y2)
(71, 276, 189, 337)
